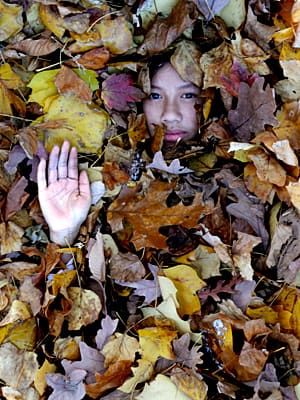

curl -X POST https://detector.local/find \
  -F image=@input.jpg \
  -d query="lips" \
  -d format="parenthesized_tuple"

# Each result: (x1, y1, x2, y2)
(164, 131, 187, 142)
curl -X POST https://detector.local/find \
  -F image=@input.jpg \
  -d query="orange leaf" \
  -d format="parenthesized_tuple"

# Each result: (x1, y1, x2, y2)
(107, 180, 213, 250)
(85, 360, 132, 399)
(55, 66, 92, 103)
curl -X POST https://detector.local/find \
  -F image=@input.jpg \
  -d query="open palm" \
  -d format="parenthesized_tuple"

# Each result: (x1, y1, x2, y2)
(37, 141, 91, 246)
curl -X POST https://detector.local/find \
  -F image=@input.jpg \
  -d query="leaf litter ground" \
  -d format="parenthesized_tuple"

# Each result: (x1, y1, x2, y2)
(2, 0, 300, 399)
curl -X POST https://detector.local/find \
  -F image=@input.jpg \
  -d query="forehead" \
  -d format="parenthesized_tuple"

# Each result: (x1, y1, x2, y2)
(151, 62, 198, 90)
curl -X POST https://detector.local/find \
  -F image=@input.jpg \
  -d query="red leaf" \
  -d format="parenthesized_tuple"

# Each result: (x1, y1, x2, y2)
(101, 74, 144, 111)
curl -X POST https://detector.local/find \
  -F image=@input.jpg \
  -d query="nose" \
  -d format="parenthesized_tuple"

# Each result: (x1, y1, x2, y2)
(161, 98, 182, 126)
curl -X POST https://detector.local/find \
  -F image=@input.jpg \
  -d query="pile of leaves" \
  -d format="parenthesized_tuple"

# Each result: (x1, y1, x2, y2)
(2, 0, 300, 398)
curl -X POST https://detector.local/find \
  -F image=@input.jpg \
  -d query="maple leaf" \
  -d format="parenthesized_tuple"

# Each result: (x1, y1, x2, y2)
(221, 59, 258, 97)
(228, 77, 279, 141)
(101, 74, 144, 112)
(193, 0, 230, 21)
(46, 369, 87, 400)
(107, 180, 214, 250)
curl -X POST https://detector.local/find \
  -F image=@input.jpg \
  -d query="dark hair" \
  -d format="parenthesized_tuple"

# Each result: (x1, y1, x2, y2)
(147, 51, 174, 80)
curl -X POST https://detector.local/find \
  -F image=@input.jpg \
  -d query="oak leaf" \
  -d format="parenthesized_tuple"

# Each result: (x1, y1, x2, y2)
(107, 180, 213, 250)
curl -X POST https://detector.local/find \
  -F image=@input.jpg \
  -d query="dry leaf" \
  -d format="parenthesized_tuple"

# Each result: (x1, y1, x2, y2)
(65, 287, 102, 330)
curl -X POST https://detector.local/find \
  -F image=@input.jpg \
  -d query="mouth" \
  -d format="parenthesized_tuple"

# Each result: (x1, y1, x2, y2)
(164, 131, 187, 142)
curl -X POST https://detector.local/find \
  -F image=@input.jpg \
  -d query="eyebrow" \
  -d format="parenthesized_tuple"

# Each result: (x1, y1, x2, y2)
(151, 82, 198, 90)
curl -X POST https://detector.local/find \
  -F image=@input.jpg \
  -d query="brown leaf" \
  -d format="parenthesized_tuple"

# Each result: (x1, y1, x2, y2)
(7, 38, 61, 56)
(110, 252, 146, 282)
(247, 148, 286, 187)
(0, 221, 24, 255)
(66, 47, 110, 70)
(139, 0, 198, 55)
(107, 180, 213, 250)
(5, 176, 29, 221)
(55, 65, 92, 103)
(228, 77, 279, 141)
(102, 162, 130, 190)
(85, 360, 132, 399)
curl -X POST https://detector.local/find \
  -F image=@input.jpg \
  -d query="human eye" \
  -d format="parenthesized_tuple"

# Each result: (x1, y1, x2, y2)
(182, 92, 198, 99)
(149, 92, 161, 100)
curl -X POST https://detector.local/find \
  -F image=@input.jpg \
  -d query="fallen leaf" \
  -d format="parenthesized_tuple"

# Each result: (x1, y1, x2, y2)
(136, 374, 191, 400)
(110, 251, 146, 282)
(0, 221, 24, 255)
(138, 326, 177, 362)
(0, 0, 23, 41)
(232, 232, 262, 280)
(42, 95, 111, 154)
(228, 77, 279, 141)
(55, 65, 92, 103)
(101, 73, 144, 112)
(163, 264, 205, 315)
(147, 151, 193, 174)
(96, 16, 133, 55)
(101, 333, 140, 367)
(170, 368, 208, 400)
(46, 369, 87, 400)
(118, 359, 154, 393)
(34, 359, 56, 396)
(85, 360, 132, 399)
(7, 37, 61, 56)
(65, 287, 101, 330)
(107, 180, 213, 250)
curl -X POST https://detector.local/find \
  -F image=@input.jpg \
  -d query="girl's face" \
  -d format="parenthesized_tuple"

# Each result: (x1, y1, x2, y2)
(143, 62, 200, 143)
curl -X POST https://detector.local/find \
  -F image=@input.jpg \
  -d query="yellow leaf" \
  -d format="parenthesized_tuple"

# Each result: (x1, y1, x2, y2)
(119, 358, 154, 393)
(142, 292, 202, 343)
(42, 95, 111, 154)
(170, 369, 208, 400)
(291, 297, 300, 340)
(0, 63, 23, 89)
(101, 332, 139, 367)
(54, 336, 81, 360)
(246, 305, 278, 324)
(0, 317, 37, 350)
(65, 287, 102, 330)
(211, 317, 233, 351)
(163, 265, 205, 316)
(34, 359, 56, 395)
(0, 81, 13, 114)
(27, 69, 59, 109)
(136, 374, 191, 400)
(39, 4, 65, 39)
(0, 0, 23, 41)
(287, 179, 300, 209)
(216, 0, 246, 29)
(96, 16, 133, 55)
(138, 326, 177, 362)
(52, 270, 77, 296)
(0, 300, 31, 326)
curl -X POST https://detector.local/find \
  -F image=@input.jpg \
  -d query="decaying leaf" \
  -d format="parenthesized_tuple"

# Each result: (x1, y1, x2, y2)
(65, 287, 102, 330)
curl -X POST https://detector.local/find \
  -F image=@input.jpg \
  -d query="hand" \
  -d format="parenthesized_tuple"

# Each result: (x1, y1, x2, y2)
(37, 141, 91, 246)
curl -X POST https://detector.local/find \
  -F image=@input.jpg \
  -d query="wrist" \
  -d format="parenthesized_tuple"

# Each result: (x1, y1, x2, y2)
(49, 226, 80, 246)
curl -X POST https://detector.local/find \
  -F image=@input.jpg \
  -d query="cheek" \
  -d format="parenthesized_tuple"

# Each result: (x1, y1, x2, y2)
(143, 101, 159, 124)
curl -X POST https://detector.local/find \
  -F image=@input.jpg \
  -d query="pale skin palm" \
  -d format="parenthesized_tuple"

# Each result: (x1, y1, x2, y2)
(37, 141, 91, 246)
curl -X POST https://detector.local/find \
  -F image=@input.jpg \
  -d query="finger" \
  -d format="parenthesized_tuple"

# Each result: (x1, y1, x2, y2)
(68, 146, 78, 180)
(48, 145, 60, 184)
(79, 170, 91, 200)
(58, 141, 70, 179)
(37, 158, 47, 192)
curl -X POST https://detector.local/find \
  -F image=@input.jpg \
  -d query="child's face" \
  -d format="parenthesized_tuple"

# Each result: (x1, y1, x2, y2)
(143, 62, 200, 143)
